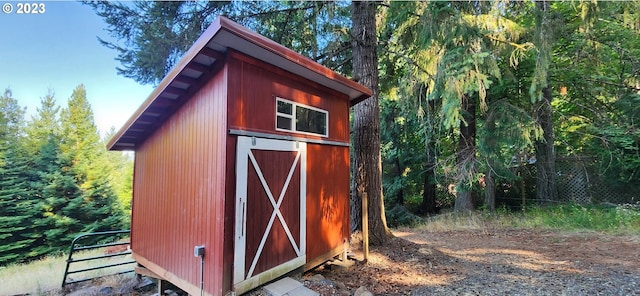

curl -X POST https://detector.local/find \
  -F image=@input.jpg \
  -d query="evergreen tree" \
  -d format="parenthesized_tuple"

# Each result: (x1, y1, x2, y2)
(380, 97, 423, 207)
(102, 128, 134, 227)
(18, 91, 68, 257)
(85, 1, 353, 85)
(0, 89, 25, 137)
(350, 1, 392, 244)
(24, 90, 60, 155)
(550, 1, 640, 200)
(60, 85, 101, 179)
(383, 2, 513, 211)
(0, 151, 32, 265)
(85, 1, 233, 85)
(32, 135, 84, 251)
(0, 89, 34, 265)
(59, 85, 123, 237)
(531, 0, 558, 203)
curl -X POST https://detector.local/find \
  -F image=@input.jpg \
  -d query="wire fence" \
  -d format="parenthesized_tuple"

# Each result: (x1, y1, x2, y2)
(555, 156, 640, 205)
(495, 156, 640, 209)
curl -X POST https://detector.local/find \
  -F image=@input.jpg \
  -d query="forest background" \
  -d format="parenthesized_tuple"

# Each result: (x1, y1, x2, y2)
(1, 0, 639, 267)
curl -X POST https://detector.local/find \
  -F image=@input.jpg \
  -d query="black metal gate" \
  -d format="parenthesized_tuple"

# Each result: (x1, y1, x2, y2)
(61, 230, 136, 287)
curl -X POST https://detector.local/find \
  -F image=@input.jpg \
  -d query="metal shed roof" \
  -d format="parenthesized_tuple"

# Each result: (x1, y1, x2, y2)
(107, 16, 372, 151)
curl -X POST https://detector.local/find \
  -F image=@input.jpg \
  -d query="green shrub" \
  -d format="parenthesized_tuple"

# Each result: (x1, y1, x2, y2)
(386, 204, 423, 228)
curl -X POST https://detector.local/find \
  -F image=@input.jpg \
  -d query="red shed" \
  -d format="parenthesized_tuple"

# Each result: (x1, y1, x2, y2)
(108, 16, 371, 296)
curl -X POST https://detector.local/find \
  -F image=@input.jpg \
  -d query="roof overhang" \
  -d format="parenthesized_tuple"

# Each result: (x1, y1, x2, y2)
(107, 16, 371, 151)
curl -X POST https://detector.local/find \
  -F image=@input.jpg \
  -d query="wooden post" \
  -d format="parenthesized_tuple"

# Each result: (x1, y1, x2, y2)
(520, 170, 525, 209)
(362, 192, 369, 262)
(342, 239, 348, 261)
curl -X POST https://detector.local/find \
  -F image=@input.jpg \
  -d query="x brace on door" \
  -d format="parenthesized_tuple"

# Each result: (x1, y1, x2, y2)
(245, 148, 302, 278)
(234, 136, 307, 292)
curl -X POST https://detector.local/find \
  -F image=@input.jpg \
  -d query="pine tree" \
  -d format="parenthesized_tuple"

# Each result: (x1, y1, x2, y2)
(85, 1, 353, 85)
(22, 129, 86, 254)
(60, 85, 101, 179)
(531, 0, 558, 203)
(85, 1, 234, 85)
(0, 89, 35, 265)
(58, 85, 123, 239)
(102, 128, 134, 227)
(351, 1, 392, 244)
(24, 90, 60, 155)
(16, 91, 67, 257)
(0, 155, 33, 265)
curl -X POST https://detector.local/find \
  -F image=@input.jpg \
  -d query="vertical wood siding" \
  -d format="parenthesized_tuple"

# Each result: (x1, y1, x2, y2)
(305, 144, 350, 260)
(226, 51, 351, 269)
(133, 51, 352, 294)
(227, 51, 351, 143)
(132, 66, 228, 295)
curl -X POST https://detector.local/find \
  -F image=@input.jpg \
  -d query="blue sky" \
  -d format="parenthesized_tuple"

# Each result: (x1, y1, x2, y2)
(0, 1, 154, 136)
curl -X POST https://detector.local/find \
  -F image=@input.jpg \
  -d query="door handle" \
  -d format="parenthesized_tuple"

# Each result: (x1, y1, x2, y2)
(241, 198, 246, 237)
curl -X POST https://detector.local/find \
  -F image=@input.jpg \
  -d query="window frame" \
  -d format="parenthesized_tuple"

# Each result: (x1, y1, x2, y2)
(275, 97, 329, 137)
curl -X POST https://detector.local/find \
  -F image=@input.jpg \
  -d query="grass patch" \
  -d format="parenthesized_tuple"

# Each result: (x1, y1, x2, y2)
(417, 203, 640, 235)
(0, 253, 67, 295)
(0, 247, 134, 295)
(516, 203, 640, 234)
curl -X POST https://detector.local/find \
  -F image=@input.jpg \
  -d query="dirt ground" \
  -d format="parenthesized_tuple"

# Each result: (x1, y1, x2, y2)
(303, 228, 640, 295)
(62, 227, 640, 296)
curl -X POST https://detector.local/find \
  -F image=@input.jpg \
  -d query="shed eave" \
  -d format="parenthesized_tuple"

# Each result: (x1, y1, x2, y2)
(209, 17, 372, 101)
(107, 16, 371, 151)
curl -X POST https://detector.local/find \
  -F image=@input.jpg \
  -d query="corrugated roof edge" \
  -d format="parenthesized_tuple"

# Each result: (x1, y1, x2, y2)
(107, 16, 371, 151)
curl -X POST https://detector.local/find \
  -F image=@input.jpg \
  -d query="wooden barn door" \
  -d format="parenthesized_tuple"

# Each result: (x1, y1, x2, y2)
(234, 136, 307, 292)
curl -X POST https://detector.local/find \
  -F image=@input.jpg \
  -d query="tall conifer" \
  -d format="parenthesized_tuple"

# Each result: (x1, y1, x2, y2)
(59, 85, 123, 238)
(0, 89, 34, 265)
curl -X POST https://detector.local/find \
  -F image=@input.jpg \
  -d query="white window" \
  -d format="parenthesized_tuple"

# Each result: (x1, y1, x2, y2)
(276, 97, 328, 137)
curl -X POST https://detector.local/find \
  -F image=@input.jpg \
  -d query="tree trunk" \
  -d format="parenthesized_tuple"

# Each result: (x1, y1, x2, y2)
(454, 95, 477, 212)
(484, 114, 497, 212)
(533, 1, 558, 204)
(421, 120, 438, 214)
(534, 85, 557, 203)
(350, 1, 391, 245)
(484, 168, 496, 212)
(421, 159, 438, 214)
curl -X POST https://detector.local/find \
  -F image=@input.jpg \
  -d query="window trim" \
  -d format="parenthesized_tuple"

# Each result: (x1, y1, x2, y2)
(275, 97, 329, 137)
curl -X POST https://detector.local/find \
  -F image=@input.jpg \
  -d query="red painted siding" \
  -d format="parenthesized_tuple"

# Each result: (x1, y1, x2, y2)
(227, 51, 351, 143)
(305, 144, 350, 260)
(132, 66, 228, 295)
(133, 50, 352, 295)
(224, 52, 351, 267)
